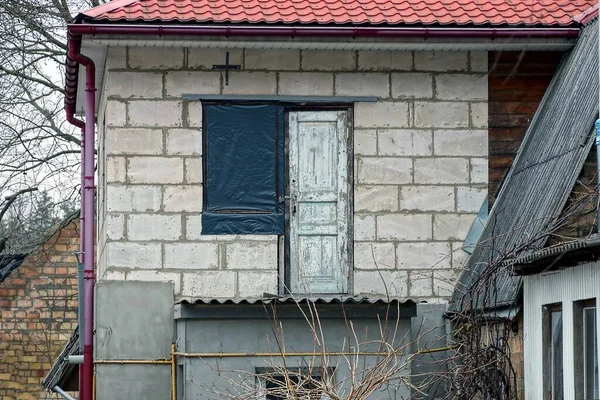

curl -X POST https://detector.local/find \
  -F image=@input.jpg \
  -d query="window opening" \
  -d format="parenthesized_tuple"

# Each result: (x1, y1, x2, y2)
(543, 303, 563, 400)
(575, 299, 598, 400)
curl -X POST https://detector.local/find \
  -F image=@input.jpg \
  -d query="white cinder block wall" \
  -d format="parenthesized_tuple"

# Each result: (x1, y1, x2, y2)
(96, 47, 488, 303)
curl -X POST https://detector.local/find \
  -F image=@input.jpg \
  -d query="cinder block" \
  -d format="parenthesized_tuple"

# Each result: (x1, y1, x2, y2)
(127, 270, 181, 295)
(278, 72, 334, 96)
(301, 50, 355, 71)
(188, 48, 243, 69)
(164, 243, 219, 269)
(106, 185, 162, 212)
(105, 101, 127, 126)
(400, 186, 454, 212)
(128, 100, 182, 127)
(187, 102, 203, 128)
(105, 128, 163, 155)
(470, 158, 488, 184)
(408, 271, 433, 297)
(353, 270, 408, 297)
(433, 129, 487, 156)
(435, 74, 487, 101)
(355, 101, 409, 128)
(451, 242, 470, 270)
(182, 271, 235, 297)
(354, 242, 395, 270)
(335, 73, 389, 97)
(357, 51, 412, 71)
(165, 71, 220, 97)
(223, 72, 277, 95)
(470, 52, 488, 73)
(106, 157, 126, 183)
(355, 185, 398, 212)
(354, 129, 377, 155)
(391, 73, 433, 98)
(433, 214, 477, 240)
(358, 157, 412, 184)
(377, 214, 432, 240)
(166, 129, 202, 155)
(433, 269, 458, 297)
(106, 72, 163, 99)
(456, 187, 487, 212)
(226, 242, 278, 270)
(354, 215, 376, 241)
(414, 101, 469, 128)
(127, 214, 182, 241)
(129, 47, 184, 69)
(106, 214, 125, 240)
(105, 46, 127, 70)
(102, 269, 126, 280)
(128, 157, 183, 184)
(245, 49, 300, 70)
(470, 102, 488, 128)
(414, 51, 468, 72)
(163, 185, 202, 212)
(397, 242, 451, 270)
(107, 242, 162, 269)
(185, 158, 203, 184)
(238, 271, 278, 297)
(413, 157, 469, 184)
(378, 129, 432, 156)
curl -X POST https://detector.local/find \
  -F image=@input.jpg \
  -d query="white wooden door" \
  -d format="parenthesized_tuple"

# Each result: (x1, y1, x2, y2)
(288, 111, 349, 294)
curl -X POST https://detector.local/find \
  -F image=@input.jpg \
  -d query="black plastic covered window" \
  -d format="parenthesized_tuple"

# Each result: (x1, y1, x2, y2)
(202, 104, 285, 234)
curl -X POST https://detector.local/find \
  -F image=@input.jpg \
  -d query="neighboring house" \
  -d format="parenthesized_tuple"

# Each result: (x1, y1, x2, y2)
(61, 0, 598, 399)
(449, 12, 600, 400)
(0, 214, 79, 399)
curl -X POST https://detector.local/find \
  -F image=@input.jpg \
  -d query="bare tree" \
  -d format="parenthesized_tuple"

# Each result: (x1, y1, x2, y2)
(0, 0, 104, 250)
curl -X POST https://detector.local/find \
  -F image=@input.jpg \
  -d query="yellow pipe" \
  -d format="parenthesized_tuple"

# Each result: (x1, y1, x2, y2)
(94, 359, 172, 365)
(171, 344, 176, 400)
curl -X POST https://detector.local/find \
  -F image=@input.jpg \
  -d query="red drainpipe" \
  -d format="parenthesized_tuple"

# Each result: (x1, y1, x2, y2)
(66, 33, 95, 400)
(64, 21, 580, 399)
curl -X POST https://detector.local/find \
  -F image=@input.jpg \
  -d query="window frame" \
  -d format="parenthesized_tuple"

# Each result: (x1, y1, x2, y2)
(543, 302, 563, 400)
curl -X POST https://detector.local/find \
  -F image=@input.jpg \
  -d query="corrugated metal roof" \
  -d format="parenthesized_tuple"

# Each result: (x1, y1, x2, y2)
(42, 329, 79, 391)
(449, 17, 599, 312)
(510, 235, 600, 274)
(79, 0, 596, 27)
(178, 295, 415, 305)
(0, 254, 26, 284)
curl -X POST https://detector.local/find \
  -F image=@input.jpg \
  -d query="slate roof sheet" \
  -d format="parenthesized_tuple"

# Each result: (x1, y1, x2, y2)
(79, 0, 596, 26)
(449, 17, 599, 312)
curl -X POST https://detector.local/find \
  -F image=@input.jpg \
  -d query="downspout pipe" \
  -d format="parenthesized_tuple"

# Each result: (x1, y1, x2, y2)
(53, 386, 77, 400)
(66, 33, 96, 400)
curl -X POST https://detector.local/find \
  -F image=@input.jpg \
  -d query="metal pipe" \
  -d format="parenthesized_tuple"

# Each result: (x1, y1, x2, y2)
(53, 386, 77, 400)
(68, 355, 85, 364)
(171, 344, 176, 400)
(95, 359, 172, 365)
(66, 33, 96, 400)
(68, 24, 579, 39)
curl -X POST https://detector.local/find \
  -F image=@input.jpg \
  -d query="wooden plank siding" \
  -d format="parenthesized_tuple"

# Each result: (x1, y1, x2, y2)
(488, 51, 563, 205)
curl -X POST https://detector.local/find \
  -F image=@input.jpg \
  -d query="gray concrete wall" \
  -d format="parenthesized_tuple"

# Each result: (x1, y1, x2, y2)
(97, 47, 488, 303)
(95, 281, 174, 400)
(177, 305, 413, 399)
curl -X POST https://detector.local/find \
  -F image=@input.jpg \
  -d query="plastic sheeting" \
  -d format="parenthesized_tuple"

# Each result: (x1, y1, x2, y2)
(202, 104, 285, 234)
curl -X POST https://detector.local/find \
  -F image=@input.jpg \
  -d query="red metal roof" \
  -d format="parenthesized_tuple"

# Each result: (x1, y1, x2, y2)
(81, 0, 596, 26)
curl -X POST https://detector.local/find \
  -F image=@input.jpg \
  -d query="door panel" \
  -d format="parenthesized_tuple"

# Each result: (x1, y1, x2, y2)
(289, 111, 348, 294)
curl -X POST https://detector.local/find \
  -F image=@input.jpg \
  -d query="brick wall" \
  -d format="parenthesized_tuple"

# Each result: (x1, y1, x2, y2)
(0, 216, 79, 400)
(97, 47, 488, 303)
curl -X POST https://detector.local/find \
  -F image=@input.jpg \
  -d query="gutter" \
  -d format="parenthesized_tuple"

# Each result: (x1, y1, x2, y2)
(64, 20, 581, 399)
(65, 33, 95, 400)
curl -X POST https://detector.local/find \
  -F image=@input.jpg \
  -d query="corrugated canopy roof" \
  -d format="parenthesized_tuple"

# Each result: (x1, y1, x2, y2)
(78, 0, 597, 27)
(449, 17, 599, 313)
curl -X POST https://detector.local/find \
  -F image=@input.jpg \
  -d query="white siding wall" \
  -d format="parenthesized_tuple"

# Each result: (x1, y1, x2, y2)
(96, 46, 489, 302)
(524, 262, 600, 400)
